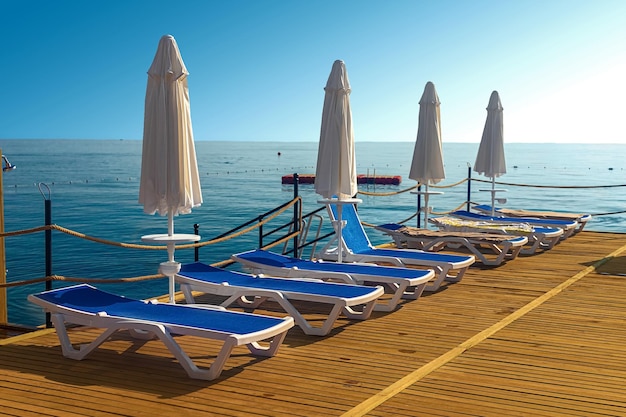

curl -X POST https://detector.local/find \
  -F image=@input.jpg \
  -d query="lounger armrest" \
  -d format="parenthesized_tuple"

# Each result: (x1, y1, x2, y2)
(182, 304, 228, 311)
(256, 273, 324, 283)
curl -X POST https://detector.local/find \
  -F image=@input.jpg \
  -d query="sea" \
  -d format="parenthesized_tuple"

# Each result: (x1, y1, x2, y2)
(1, 139, 625, 327)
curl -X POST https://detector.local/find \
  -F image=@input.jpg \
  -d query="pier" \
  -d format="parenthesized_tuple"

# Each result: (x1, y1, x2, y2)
(2, 231, 626, 416)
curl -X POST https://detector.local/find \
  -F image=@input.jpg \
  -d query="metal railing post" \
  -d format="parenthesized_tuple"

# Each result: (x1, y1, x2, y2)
(416, 185, 422, 228)
(467, 165, 472, 211)
(0, 152, 16, 325)
(38, 183, 52, 328)
(194, 223, 200, 262)
(293, 173, 299, 257)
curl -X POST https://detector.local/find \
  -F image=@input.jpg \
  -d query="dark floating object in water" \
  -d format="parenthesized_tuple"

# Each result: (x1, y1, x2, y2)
(609, 167, 613, 171)
(513, 165, 518, 169)
(282, 174, 401, 185)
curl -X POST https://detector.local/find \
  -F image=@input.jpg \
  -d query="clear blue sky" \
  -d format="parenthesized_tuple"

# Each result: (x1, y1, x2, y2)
(1, 0, 625, 143)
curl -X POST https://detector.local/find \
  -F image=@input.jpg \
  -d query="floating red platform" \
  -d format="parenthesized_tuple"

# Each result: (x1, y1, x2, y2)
(282, 174, 401, 185)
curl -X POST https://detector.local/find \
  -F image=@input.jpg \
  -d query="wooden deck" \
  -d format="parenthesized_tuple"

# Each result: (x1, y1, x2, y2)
(2, 231, 626, 416)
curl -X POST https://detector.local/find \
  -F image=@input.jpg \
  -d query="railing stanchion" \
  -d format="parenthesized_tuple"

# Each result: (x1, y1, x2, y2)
(259, 217, 264, 248)
(467, 165, 472, 212)
(38, 183, 52, 328)
(293, 173, 299, 257)
(194, 223, 200, 262)
(416, 185, 422, 228)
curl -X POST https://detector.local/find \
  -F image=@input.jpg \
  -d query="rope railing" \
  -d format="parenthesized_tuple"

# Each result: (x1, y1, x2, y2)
(358, 185, 417, 197)
(359, 200, 468, 229)
(358, 177, 626, 226)
(466, 200, 626, 217)
(471, 178, 626, 189)
(0, 197, 301, 249)
(431, 201, 468, 216)
(357, 178, 469, 197)
(0, 273, 165, 289)
(0, 197, 303, 289)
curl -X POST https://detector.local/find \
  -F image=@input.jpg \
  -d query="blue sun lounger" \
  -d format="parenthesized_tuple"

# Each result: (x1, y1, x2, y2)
(319, 202, 475, 290)
(176, 263, 384, 336)
(28, 284, 294, 380)
(451, 210, 578, 238)
(231, 249, 435, 311)
(373, 223, 528, 266)
(472, 204, 591, 233)
(429, 215, 564, 255)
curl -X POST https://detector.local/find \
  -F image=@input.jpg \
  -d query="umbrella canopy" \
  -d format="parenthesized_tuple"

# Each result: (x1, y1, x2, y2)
(474, 90, 506, 216)
(138, 35, 202, 303)
(314, 60, 357, 201)
(474, 90, 505, 179)
(409, 81, 445, 228)
(409, 81, 445, 185)
(139, 35, 202, 221)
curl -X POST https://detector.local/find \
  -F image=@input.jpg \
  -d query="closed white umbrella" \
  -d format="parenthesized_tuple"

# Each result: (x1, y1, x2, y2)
(315, 60, 360, 262)
(409, 81, 445, 228)
(474, 90, 506, 216)
(139, 35, 202, 302)
(315, 60, 357, 200)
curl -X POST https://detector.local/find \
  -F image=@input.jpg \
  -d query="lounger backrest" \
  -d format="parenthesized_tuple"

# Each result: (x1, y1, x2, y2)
(453, 210, 574, 227)
(329, 202, 373, 254)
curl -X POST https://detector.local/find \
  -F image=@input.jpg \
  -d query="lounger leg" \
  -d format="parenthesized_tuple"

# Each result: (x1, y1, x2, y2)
(148, 324, 237, 380)
(343, 299, 376, 320)
(521, 236, 541, 255)
(369, 282, 406, 312)
(544, 235, 561, 249)
(246, 331, 289, 357)
(445, 267, 466, 283)
(51, 313, 119, 360)
(400, 282, 427, 302)
(424, 266, 447, 292)
(180, 283, 196, 303)
(222, 293, 268, 310)
(219, 289, 324, 336)
(222, 288, 351, 337)
(509, 245, 523, 259)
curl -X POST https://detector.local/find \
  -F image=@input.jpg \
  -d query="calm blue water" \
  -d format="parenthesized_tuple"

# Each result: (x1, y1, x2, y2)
(1, 139, 625, 327)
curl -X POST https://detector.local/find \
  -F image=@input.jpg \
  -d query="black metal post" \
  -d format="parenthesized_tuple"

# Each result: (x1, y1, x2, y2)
(44, 198, 52, 328)
(467, 166, 472, 212)
(416, 185, 422, 228)
(194, 223, 200, 262)
(293, 173, 299, 257)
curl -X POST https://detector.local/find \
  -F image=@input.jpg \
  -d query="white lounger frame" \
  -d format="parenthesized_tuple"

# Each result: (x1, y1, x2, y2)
(231, 253, 434, 312)
(374, 225, 528, 266)
(29, 288, 293, 381)
(176, 273, 383, 336)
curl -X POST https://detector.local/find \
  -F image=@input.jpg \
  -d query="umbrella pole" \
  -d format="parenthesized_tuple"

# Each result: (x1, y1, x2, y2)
(336, 205, 344, 263)
(142, 211, 197, 305)
(163, 211, 178, 303)
(168, 211, 174, 239)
